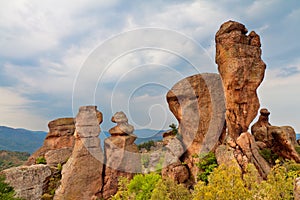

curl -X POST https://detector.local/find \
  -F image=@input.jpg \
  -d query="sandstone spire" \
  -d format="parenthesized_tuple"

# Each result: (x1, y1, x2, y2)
(215, 20, 266, 139)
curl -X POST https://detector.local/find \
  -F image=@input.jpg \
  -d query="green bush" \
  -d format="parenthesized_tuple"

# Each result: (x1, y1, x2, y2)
(36, 156, 47, 164)
(112, 173, 162, 200)
(151, 178, 191, 200)
(259, 148, 280, 165)
(295, 146, 300, 155)
(195, 152, 218, 183)
(193, 161, 298, 200)
(113, 174, 192, 200)
(169, 123, 178, 135)
(138, 140, 155, 151)
(0, 175, 23, 200)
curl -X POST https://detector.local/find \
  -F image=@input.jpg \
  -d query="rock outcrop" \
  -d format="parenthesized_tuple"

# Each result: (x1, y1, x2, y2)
(166, 73, 226, 179)
(251, 108, 300, 162)
(26, 118, 75, 166)
(54, 106, 104, 200)
(161, 137, 189, 184)
(216, 20, 266, 140)
(236, 132, 271, 178)
(102, 112, 140, 199)
(1, 164, 52, 200)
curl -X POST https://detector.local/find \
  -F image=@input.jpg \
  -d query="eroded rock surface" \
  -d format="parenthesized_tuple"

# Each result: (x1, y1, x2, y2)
(216, 20, 266, 140)
(166, 73, 225, 179)
(26, 118, 75, 166)
(236, 132, 270, 178)
(1, 164, 52, 200)
(251, 108, 300, 162)
(54, 106, 104, 200)
(102, 112, 140, 199)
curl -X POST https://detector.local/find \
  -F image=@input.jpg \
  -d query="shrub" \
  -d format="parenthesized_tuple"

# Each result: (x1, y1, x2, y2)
(112, 173, 162, 200)
(295, 146, 300, 155)
(151, 178, 191, 200)
(0, 175, 23, 200)
(138, 140, 155, 151)
(36, 156, 47, 164)
(259, 148, 280, 165)
(193, 161, 298, 200)
(195, 152, 218, 183)
(169, 123, 178, 135)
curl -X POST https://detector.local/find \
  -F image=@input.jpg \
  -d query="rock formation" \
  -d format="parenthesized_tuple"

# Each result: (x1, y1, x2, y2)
(102, 112, 140, 199)
(216, 20, 266, 140)
(236, 132, 271, 178)
(1, 164, 52, 200)
(54, 106, 104, 200)
(161, 136, 189, 184)
(251, 108, 300, 162)
(26, 118, 75, 166)
(166, 73, 225, 179)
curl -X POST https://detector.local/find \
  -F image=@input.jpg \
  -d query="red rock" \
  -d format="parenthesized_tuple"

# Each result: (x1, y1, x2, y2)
(166, 73, 225, 179)
(216, 20, 266, 140)
(26, 118, 75, 165)
(54, 106, 104, 200)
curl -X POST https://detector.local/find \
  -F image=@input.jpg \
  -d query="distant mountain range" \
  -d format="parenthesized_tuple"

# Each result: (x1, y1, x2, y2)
(0, 126, 164, 154)
(0, 126, 47, 154)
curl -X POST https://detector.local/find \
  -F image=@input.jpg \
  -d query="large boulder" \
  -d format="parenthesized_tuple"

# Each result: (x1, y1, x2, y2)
(166, 73, 226, 179)
(216, 20, 266, 140)
(1, 164, 52, 200)
(26, 118, 75, 165)
(54, 106, 104, 200)
(102, 112, 140, 199)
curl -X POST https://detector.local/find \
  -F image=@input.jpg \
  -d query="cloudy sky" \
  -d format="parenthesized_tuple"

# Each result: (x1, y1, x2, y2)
(0, 0, 299, 133)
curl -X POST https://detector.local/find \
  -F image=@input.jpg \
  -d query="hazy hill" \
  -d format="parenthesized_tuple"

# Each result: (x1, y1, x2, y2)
(0, 126, 47, 154)
(0, 126, 164, 154)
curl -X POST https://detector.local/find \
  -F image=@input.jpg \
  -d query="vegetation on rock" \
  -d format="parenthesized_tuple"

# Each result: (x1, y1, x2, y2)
(138, 140, 155, 151)
(35, 156, 47, 164)
(193, 161, 299, 200)
(195, 152, 218, 183)
(0, 175, 23, 200)
(169, 123, 178, 136)
(0, 150, 30, 171)
(259, 148, 281, 165)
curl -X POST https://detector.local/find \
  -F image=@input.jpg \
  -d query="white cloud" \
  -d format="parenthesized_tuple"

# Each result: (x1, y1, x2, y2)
(0, 0, 299, 133)
(0, 87, 47, 130)
(259, 61, 300, 132)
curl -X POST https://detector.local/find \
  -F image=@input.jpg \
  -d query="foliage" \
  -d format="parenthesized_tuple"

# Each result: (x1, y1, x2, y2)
(112, 173, 162, 200)
(259, 148, 280, 165)
(0, 150, 30, 171)
(35, 156, 47, 164)
(193, 161, 299, 200)
(113, 174, 192, 200)
(0, 175, 23, 200)
(151, 178, 191, 200)
(295, 146, 300, 155)
(41, 165, 62, 199)
(195, 152, 218, 183)
(193, 164, 249, 200)
(169, 123, 178, 135)
(138, 140, 155, 151)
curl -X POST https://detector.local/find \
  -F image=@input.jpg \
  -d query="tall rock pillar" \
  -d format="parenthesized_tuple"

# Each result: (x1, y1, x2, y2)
(54, 106, 104, 200)
(215, 20, 266, 140)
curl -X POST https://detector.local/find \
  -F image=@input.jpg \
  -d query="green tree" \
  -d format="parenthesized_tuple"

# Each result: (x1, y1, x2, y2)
(151, 178, 191, 200)
(112, 173, 161, 200)
(195, 152, 218, 183)
(169, 123, 178, 135)
(0, 175, 23, 200)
